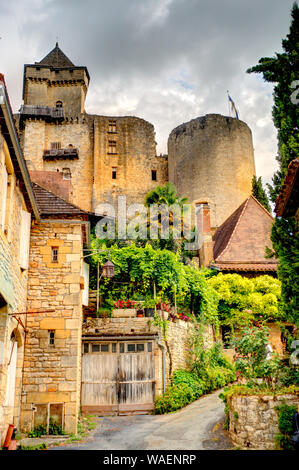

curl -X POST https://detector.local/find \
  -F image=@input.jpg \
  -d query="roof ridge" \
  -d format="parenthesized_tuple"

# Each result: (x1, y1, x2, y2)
(38, 43, 75, 68)
(217, 196, 250, 259)
(249, 195, 274, 219)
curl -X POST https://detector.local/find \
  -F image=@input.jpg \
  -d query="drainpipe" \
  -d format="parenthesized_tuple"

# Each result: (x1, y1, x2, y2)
(156, 336, 166, 394)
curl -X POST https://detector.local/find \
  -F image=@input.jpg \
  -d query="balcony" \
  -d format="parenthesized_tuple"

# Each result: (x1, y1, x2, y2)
(43, 148, 79, 160)
(19, 105, 65, 121)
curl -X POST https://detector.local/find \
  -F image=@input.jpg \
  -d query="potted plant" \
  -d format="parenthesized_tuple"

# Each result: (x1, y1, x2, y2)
(144, 297, 155, 317)
(112, 299, 137, 318)
(136, 308, 144, 318)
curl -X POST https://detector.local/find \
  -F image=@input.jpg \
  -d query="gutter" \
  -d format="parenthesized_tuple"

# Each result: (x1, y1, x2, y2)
(0, 83, 40, 221)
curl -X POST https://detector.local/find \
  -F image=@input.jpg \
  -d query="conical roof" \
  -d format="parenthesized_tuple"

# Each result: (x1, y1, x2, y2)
(37, 42, 75, 68)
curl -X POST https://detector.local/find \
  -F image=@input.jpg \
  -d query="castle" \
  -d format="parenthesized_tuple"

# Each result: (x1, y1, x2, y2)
(0, 44, 276, 444)
(17, 43, 255, 230)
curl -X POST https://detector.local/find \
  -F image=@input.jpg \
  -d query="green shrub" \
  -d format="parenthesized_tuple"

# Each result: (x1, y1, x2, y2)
(154, 383, 198, 414)
(28, 425, 46, 438)
(275, 403, 298, 450)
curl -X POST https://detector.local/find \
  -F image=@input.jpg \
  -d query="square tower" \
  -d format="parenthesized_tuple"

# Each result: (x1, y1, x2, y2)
(22, 43, 89, 118)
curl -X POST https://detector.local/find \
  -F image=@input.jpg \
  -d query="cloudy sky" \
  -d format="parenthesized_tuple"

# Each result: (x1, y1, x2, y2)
(0, 0, 295, 187)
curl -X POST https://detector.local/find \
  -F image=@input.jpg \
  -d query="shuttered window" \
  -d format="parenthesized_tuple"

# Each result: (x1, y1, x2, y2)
(19, 210, 31, 270)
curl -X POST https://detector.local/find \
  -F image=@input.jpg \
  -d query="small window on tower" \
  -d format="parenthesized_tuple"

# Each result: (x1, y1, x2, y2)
(49, 330, 55, 346)
(108, 141, 117, 154)
(62, 168, 71, 180)
(112, 167, 117, 180)
(51, 247, 59, 263)
(108, 120, 117, 133)
(51, 142, 61, 150)
(151, 170, 157, 181)
(56, 100, 63, 108)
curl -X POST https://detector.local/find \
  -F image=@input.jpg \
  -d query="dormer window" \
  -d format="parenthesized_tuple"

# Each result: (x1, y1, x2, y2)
(56, 100, 63, 108)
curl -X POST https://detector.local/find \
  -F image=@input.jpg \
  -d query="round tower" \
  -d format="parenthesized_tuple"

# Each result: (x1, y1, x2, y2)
(168, 114, 256, 229)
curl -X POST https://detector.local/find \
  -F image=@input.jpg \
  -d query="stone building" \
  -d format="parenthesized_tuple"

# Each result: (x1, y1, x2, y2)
(0, 74, 91, 441)
(16, 43, 254, 227)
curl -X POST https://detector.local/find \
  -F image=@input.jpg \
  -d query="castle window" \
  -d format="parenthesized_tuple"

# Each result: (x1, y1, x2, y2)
(48, 330, 55, 346)
(56, 100, 63, 108)
(51, 247, 59, 263)
(51, 142, 61, 150)
(62, 168, 71, 180)
(151, 170, 157, 181)
(108, 141, 117, 154)
(112, 167, 117, 180)
(108, 120, 117, 133)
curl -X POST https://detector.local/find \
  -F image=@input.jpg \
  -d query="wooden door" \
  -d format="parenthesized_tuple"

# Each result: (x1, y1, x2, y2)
(81, 341, 155, 415)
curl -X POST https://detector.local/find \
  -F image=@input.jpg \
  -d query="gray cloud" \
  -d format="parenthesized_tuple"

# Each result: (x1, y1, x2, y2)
(0, 0, 295, 185)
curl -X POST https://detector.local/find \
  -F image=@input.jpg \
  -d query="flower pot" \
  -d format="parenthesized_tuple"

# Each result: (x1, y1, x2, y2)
(136, 313, 144, 318)
(144, 308, 154, 317)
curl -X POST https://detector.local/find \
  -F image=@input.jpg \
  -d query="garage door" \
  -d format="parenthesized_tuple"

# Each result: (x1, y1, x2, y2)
(81, 340, 155, 415)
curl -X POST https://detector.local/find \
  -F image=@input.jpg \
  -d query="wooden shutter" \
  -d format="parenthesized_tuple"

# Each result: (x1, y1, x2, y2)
(1, 164, 8, 229)
(19, 210, 31, 269)
(82, 262, 90, 306)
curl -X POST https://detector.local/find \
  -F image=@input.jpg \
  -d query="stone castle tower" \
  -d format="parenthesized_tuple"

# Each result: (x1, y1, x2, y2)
(168, 114, 256, 229)
(17, 44, 255, 227)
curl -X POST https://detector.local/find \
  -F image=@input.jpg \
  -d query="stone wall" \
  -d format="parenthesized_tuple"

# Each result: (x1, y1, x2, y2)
(20, 221, 85, 434)
(228, 394, 299, 449)
(168, 114, 256, 228)
(0, 135, 30, 445)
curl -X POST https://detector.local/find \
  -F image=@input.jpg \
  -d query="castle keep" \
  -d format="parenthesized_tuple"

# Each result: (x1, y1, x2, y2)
(17, 43, 254, 227)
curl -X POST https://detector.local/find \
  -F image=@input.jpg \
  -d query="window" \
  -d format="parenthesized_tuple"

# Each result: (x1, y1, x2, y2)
(112, 167, 117, 179)
(83, 343, 89, 354)
(100, 344, 109, 352)
(112, 343, 117, 353)
(108, 120, 117, 133)
(137, 343, 145, 352)
(51, 142, 61, 150)
(19, 210, 31, 270)
(127, 344, 135, 353)
(151, 170, 157, 181)
(92, 344, 100, 352)
(56, 100, 63, 108)
(147, 342, 152, 352)
(62, 168, 71, 180)
(49, 330, 55, 346)
(51, 247, 59, 263)
(108, 141, 117, 154)
(119, 343, 124, 353)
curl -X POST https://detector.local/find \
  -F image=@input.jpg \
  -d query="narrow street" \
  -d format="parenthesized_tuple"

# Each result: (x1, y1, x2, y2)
(54, 390, 232, 450)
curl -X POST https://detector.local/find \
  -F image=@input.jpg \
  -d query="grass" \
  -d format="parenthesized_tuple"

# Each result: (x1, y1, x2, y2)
(65, 414, 98, 445)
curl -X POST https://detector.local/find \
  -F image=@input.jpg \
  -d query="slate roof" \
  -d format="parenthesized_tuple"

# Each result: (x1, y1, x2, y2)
(211, 196, 278, 273)
(32, 182, 88, 218)
(37, 43, 75, 68)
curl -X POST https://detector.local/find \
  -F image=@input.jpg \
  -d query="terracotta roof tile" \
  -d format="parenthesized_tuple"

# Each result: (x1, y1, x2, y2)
(212, 196, 277, 273)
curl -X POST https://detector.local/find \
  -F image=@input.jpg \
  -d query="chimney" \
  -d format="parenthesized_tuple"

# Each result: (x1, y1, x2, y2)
(196, 203, 213, 268)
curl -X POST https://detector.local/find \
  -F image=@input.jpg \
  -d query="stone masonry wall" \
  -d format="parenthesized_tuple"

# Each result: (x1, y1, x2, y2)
(20, 221, 84, 434)
(228, 394, 299, 449)
(168, 114, 256, 228)
(0, 136, 29, 445)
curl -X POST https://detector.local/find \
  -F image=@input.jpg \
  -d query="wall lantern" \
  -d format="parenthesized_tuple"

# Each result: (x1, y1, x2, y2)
(102, 259, 115, 278)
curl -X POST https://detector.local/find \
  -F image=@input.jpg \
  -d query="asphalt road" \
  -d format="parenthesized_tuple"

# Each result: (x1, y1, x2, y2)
(54, 390, 232, 450)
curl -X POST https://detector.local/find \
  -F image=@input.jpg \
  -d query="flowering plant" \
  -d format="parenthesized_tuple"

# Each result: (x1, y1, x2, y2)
(113, 299, 137, 309)
(156, 302, 171, 313)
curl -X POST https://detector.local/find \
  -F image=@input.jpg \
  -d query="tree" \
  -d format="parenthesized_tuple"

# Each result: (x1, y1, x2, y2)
(247, 3, 299, 324)
(251, 176, 271, 212)
(247, 2, 299, 202)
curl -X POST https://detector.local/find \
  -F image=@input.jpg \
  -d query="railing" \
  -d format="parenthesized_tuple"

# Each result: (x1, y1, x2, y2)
(43, 148, 79, 160)
(19, 105, 65, 120)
